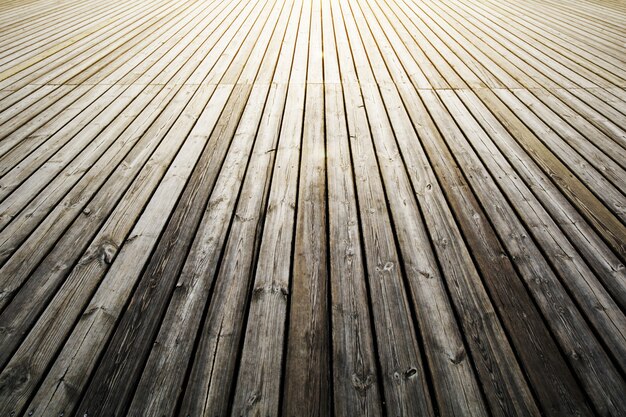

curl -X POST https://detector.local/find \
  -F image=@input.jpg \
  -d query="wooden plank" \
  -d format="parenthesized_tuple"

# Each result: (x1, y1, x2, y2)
(546, 88, 626, 155)
(449, 89, 626, 415)
(345, 1, 541, 415)
(0, 2, 264, 406)
(0, 0, 177, 88)
(21, 84, 233, 417)
(417, 88, 593, 416)
(67, 0, 225, 86)
(282, 0, 331, 412)
(374, 0, 464, 89)
(0, 0, 200, 173)
(494, 89, 626, 222)
(475, 88, 626, 261)
(177, 8, 300, 411)
(0, 84, 115, 180)
(0, 84, 153, 237)
(0, 84, 60, 128)
(0, 0, 625, 415)
(0, 82, 203, 417)
(0, 0, 254, 281)
(324, 82, 383, 417)
(328, 0, 436, 415)
(7, 0, 279, 415)
(466, 0, 626, 77)
(0, 0, 101, 39)
(176, 5, 302, 415)
(0, 0, 243, 261)
(78, 0, 291, 415)
(229, 0, 311, 414)
(518, 88, 626, 170)
(0, 0, 135, 72)
(0, 84, 190, 372)
(455, 0, 625, 89)
(319, 0, 382, 414)
(0, 85, 92, 167)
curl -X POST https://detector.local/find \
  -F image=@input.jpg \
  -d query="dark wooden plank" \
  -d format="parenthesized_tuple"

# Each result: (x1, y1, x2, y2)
(1, 2, 270, 407)
(282, 0, 331, 412)
(0, 0, 252, 322)
(75, 83, 255, 417)
(475, 88, 626, 259)
(345, 0, 543, 415)
(418, 89, 593, 417)
(451, 89, 626, 416)
(0, 83, 181, 370)
(320, 0, 382, 414)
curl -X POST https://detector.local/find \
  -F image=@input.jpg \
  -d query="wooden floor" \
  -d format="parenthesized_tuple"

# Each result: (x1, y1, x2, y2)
(0, 0, 625, 415)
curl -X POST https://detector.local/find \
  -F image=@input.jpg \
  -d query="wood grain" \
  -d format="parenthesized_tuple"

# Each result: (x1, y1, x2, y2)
(0, 0, 624, 415)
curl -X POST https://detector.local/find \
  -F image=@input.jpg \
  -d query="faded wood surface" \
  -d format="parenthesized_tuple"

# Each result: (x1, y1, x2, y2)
(0, 0, 625, 415)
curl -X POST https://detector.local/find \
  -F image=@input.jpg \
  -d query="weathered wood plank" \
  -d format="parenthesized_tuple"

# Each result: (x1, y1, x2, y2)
(229, 0, 311, 414)
(449, 89, 626, 416)
(320, 0, 382, 414)
(329, 0, 436, 415)
(282, 0, 331, 412)
(0, 0, 624, 415)
(418, 88, 593, 417)
(80, 0, 290, 415)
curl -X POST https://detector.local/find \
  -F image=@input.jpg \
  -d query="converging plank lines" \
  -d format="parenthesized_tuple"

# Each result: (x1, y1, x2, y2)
(0, 0, 625, 415)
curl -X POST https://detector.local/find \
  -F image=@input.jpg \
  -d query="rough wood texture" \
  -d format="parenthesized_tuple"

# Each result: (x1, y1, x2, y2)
(0, 0, 625, 415)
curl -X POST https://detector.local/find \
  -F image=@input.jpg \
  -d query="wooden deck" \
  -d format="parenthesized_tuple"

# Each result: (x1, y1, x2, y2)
(0, 0, 625, 415)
